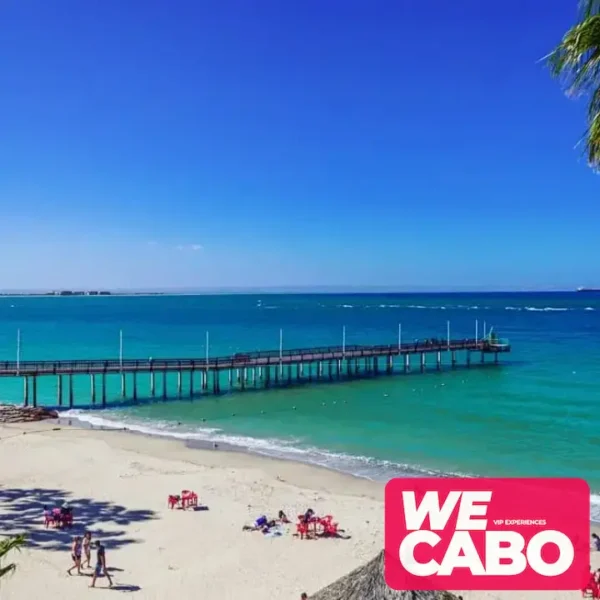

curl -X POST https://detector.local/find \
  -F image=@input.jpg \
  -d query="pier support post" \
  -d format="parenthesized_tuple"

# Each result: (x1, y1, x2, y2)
(308, 363, 312, 382)
(346, 359, 352, 377)
(133, 372, 138, 402)
(190, 371, 194, 397)
(213, 371, 219, 394)
(374, 357, 379, 375)
(202, 370, 208, 391)
(69, 374, 74, 408)
(162, 372, 167, 399)
(328, 360, 333, 380)
(466, 351, 471, 367)
(251, 368, 256, 387)
(23, 377, 29, 407)
(241, 368, 246, 390)
(32, 376, 37, 407)
(287, 365, 292, 384)
(57, 375, 63, 406)
(90, 374, 96, 405)
(237, 369, 241, 383)
(296, 364, 301, 380)
(318, 361, 323, 378)
(274, 365, 279, 384)
(300, 363, 304, 377)
(121, 373, 126, 398)
(177, 371, 182, 396)
(404, 354, 410, 373)
(150, 372, 156, 396)
(420, 353, 425, 373)
(387, 355, 393, 374)
(265, 366, 271, 388)
(451, 351, 457, 368)
(229, 369, 233, 388)
(481, 352, 485, 364)
(494, 352, 498, 364)
(258, 367, 262, 380)
(102, 373, 106, 407)
(336, 359, 341, 378)
(436, 351, 442, 370)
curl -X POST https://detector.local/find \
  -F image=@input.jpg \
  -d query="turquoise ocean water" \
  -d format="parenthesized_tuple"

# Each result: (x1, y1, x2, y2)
(1, 292, 599, 517)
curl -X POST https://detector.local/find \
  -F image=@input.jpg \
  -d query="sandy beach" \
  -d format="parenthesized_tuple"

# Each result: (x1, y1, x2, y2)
(0, 421, 596, 599)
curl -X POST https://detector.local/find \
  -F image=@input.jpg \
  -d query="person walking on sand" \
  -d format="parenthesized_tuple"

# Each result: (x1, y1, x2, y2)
(82, 532, 92, 568)
(90, 542, 113, 588)
(67, 536, 83, 576)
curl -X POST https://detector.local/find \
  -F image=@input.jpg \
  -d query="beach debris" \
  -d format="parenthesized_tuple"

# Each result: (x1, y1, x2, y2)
(0, 404, 58, 424)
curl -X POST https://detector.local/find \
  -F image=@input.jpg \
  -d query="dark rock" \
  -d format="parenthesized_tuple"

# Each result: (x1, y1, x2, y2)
(0, 404, 58, 424)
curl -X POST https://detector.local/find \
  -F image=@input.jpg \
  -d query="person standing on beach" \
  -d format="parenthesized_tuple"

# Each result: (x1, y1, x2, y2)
(90, 542, 113, 588)
(67, 536, 82, 576)
(82, 532, 92, 568)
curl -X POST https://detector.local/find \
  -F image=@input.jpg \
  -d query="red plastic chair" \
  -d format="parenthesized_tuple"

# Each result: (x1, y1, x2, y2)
(168, 495, 180, 509)
(296, 521, 309, 540)
(323, 521, 339, 537)
(582, 573, 599, 598)
(43, 513, 54, 529)
(62, 512, 74, 528)
(181, 490, 198, 510)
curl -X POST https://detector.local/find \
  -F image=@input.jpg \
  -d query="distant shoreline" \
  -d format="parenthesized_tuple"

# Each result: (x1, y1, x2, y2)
(0, 289, 587, 297)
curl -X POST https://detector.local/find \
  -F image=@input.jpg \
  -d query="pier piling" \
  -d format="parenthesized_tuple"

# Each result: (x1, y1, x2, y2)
(6, 336, 510, 408)
(57, 374, 63, 406)
(90, 374, 96, 405)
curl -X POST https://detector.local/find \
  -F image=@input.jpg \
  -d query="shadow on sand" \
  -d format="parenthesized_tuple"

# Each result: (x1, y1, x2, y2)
(0, 486, 157, 553)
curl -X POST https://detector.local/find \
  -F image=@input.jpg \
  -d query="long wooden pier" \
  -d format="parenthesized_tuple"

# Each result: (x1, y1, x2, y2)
(1, 338, 510, 408)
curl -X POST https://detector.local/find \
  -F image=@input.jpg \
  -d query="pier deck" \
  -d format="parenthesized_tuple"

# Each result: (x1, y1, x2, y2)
(0, 338, 510, 408)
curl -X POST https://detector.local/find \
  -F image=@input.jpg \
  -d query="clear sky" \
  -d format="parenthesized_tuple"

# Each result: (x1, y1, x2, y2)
(0, 0, 598, 291)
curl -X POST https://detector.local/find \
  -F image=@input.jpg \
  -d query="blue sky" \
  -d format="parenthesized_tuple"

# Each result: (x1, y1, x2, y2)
(0, 0, 598, 290)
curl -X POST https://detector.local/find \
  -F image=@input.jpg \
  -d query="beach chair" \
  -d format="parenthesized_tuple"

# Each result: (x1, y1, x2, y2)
(61, 511, 74, 528)
(296, 521, 309, 540)
(582, 574, 599, 598)
(168, 495, 181, 509)
(181, 490, 198, 510)
(322, 520, 339, 537)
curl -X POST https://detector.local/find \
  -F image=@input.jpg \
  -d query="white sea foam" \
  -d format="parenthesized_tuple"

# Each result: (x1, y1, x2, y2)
(62, 409, 600, 522)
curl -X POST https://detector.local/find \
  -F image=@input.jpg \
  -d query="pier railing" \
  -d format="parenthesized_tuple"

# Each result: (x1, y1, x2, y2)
(0, 338, 508, 377)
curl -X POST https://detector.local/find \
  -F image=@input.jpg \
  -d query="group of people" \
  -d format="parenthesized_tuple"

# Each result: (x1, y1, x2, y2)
(242, 510, 290, 534)
(67, 532, 113, 588)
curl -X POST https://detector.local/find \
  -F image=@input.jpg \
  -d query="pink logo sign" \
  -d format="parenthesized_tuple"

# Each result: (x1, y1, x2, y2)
(384, 477, 590, 591)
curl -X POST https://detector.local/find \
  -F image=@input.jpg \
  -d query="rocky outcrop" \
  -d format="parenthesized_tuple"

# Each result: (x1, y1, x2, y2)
(0, 404, 58, 423)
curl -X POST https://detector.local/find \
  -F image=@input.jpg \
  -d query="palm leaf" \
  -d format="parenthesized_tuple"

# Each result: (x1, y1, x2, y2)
(0, 535, 26, 579)
(546, 1, 600, 169)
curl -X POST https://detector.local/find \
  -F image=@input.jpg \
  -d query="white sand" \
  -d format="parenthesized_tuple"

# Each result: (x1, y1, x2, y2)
(0, 421, 596, 599)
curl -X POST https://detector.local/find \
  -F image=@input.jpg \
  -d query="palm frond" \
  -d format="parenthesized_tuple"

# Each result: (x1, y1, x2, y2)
(581, 0, 600, 18)
(0, 535, 26, 579)
(547, 16, 600, 97)
(547, 8, 600, 170)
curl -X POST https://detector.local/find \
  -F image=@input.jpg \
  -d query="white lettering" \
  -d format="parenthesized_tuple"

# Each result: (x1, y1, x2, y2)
(455, 491, 491, 530)
(527, 530, 574, 577)
(398, 530, 575, 576)
(402, 491, 462, 530)
(438, 531, 485, 575)
(485, 531, 527, 575)
(399, 530, 441, 576)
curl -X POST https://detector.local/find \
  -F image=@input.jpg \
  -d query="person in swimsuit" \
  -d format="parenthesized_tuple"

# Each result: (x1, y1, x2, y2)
(67, 536, 82, 576)
(90, 541, 113, 588)
(82, 532, 92, 568)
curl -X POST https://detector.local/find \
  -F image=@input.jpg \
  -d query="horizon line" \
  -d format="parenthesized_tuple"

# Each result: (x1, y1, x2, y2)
(0, 286, 585, 295)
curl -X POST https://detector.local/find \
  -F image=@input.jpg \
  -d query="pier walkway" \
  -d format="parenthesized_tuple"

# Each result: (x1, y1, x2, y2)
(1, 337, 510, 408)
